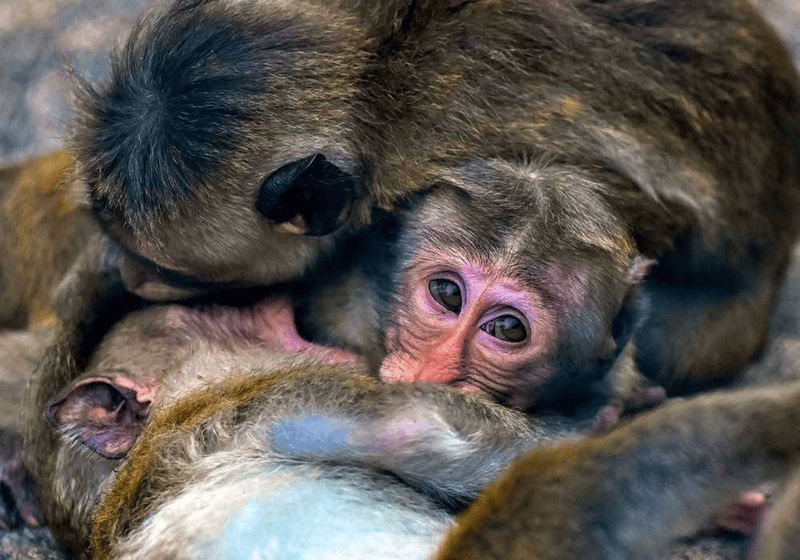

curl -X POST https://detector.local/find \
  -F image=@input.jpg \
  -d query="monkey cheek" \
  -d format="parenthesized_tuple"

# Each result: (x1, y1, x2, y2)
(378, 346, 464, 385)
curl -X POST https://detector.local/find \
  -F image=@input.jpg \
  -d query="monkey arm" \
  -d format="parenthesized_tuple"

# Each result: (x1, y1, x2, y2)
(437, 382, 800, 560)
(268, 384, 585, 506)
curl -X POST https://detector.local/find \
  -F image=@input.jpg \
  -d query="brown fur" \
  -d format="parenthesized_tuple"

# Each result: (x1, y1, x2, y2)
(18, 249, 800, 559)
(752, 467, 800, 558)
(25, 292, 558, 557)
(0, 150, 94, 329)
(437, 382, 800, 559)
(67, 0, 800, 404)
(30, 324, 800, 560)
(0, 329, 52, 430)
(90, 366, 378, 558)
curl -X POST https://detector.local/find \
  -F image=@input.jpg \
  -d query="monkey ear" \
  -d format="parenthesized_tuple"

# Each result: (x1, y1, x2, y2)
(610, 256, 655, 350)
(256, 154, 358, 236)
(46, 376, 155, 459)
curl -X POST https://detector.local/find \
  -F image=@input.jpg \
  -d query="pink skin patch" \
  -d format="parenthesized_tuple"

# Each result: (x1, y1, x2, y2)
(164, 296, 359, 364)
(246, 297, 361, 364)
(250, 298, 335, 353)
(379, 247, 556, 406)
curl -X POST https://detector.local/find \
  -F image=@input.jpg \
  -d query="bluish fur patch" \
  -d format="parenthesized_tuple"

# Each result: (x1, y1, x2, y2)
(211, 472, 447, 560)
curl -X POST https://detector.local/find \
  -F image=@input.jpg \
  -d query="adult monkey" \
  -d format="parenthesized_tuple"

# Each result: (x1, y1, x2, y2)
(72, 0, 800, 407)
(23, 286, 800, 560)
(23, 238, 800, 558)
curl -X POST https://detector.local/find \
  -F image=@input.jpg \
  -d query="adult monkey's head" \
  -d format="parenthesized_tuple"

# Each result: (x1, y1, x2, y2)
(73, 0, 373, 296)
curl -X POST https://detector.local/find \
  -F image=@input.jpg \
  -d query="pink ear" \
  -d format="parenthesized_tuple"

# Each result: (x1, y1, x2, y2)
(47, 376, 156, 459)
(627, 255, 655, 285)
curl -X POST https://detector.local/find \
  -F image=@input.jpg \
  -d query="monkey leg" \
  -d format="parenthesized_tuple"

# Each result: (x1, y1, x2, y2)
(437, 381, 800, 560)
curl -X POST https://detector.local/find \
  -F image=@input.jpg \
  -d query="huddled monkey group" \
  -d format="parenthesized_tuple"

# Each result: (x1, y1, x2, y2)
(1, 0, 800, 558)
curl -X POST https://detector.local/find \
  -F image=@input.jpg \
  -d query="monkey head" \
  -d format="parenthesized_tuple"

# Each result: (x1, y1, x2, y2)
(379, 160, 651, 411)
(72, 0, 373, 296)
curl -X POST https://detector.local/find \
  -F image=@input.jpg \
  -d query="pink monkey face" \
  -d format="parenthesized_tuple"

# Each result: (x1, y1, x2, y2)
(379, 245, 558, 408)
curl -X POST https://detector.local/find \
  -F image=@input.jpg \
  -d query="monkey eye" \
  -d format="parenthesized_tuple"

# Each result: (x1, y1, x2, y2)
(429, 279, 462, 313)
(480, 315, 527, 343)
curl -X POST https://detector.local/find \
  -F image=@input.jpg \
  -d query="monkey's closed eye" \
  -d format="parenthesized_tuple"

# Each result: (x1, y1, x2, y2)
(480, 315, 527, 343)
(429, 279, 462, 313)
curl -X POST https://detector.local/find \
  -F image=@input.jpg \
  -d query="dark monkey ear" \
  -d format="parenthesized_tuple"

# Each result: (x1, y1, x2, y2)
(256, 154, 358, 236)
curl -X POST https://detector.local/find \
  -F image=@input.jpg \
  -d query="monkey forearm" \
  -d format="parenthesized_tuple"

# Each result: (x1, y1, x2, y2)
(267, 385, 582, 505)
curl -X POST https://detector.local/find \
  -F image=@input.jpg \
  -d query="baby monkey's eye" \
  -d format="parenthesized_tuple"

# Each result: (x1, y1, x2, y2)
(429, 279, 462, 313)
(481, 315, 527, 343)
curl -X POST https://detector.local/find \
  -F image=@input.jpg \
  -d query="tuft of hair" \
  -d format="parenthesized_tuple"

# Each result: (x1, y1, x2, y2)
(72, 0, 311, 226)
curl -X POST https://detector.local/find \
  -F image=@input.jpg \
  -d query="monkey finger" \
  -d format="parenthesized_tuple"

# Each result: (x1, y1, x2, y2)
(707, 492, 769, 535)
(592, 385, 668, 432)
(624, 386, 667, 410)
(592, 401, 623, 432)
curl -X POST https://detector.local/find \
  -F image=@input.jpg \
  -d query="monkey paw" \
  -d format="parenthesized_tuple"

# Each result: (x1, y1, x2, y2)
(593, 385, 667, 432)
(0, 430, 40, 529)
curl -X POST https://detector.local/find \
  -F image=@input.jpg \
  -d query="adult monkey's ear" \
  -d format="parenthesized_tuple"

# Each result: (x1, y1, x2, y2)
(256, 154, 359, 236)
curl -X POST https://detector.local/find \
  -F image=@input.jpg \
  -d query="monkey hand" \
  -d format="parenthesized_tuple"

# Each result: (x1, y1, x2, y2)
(594, 340, 666, 432)
(593, 384, 667, 432)
(0, 429, 40, 529)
